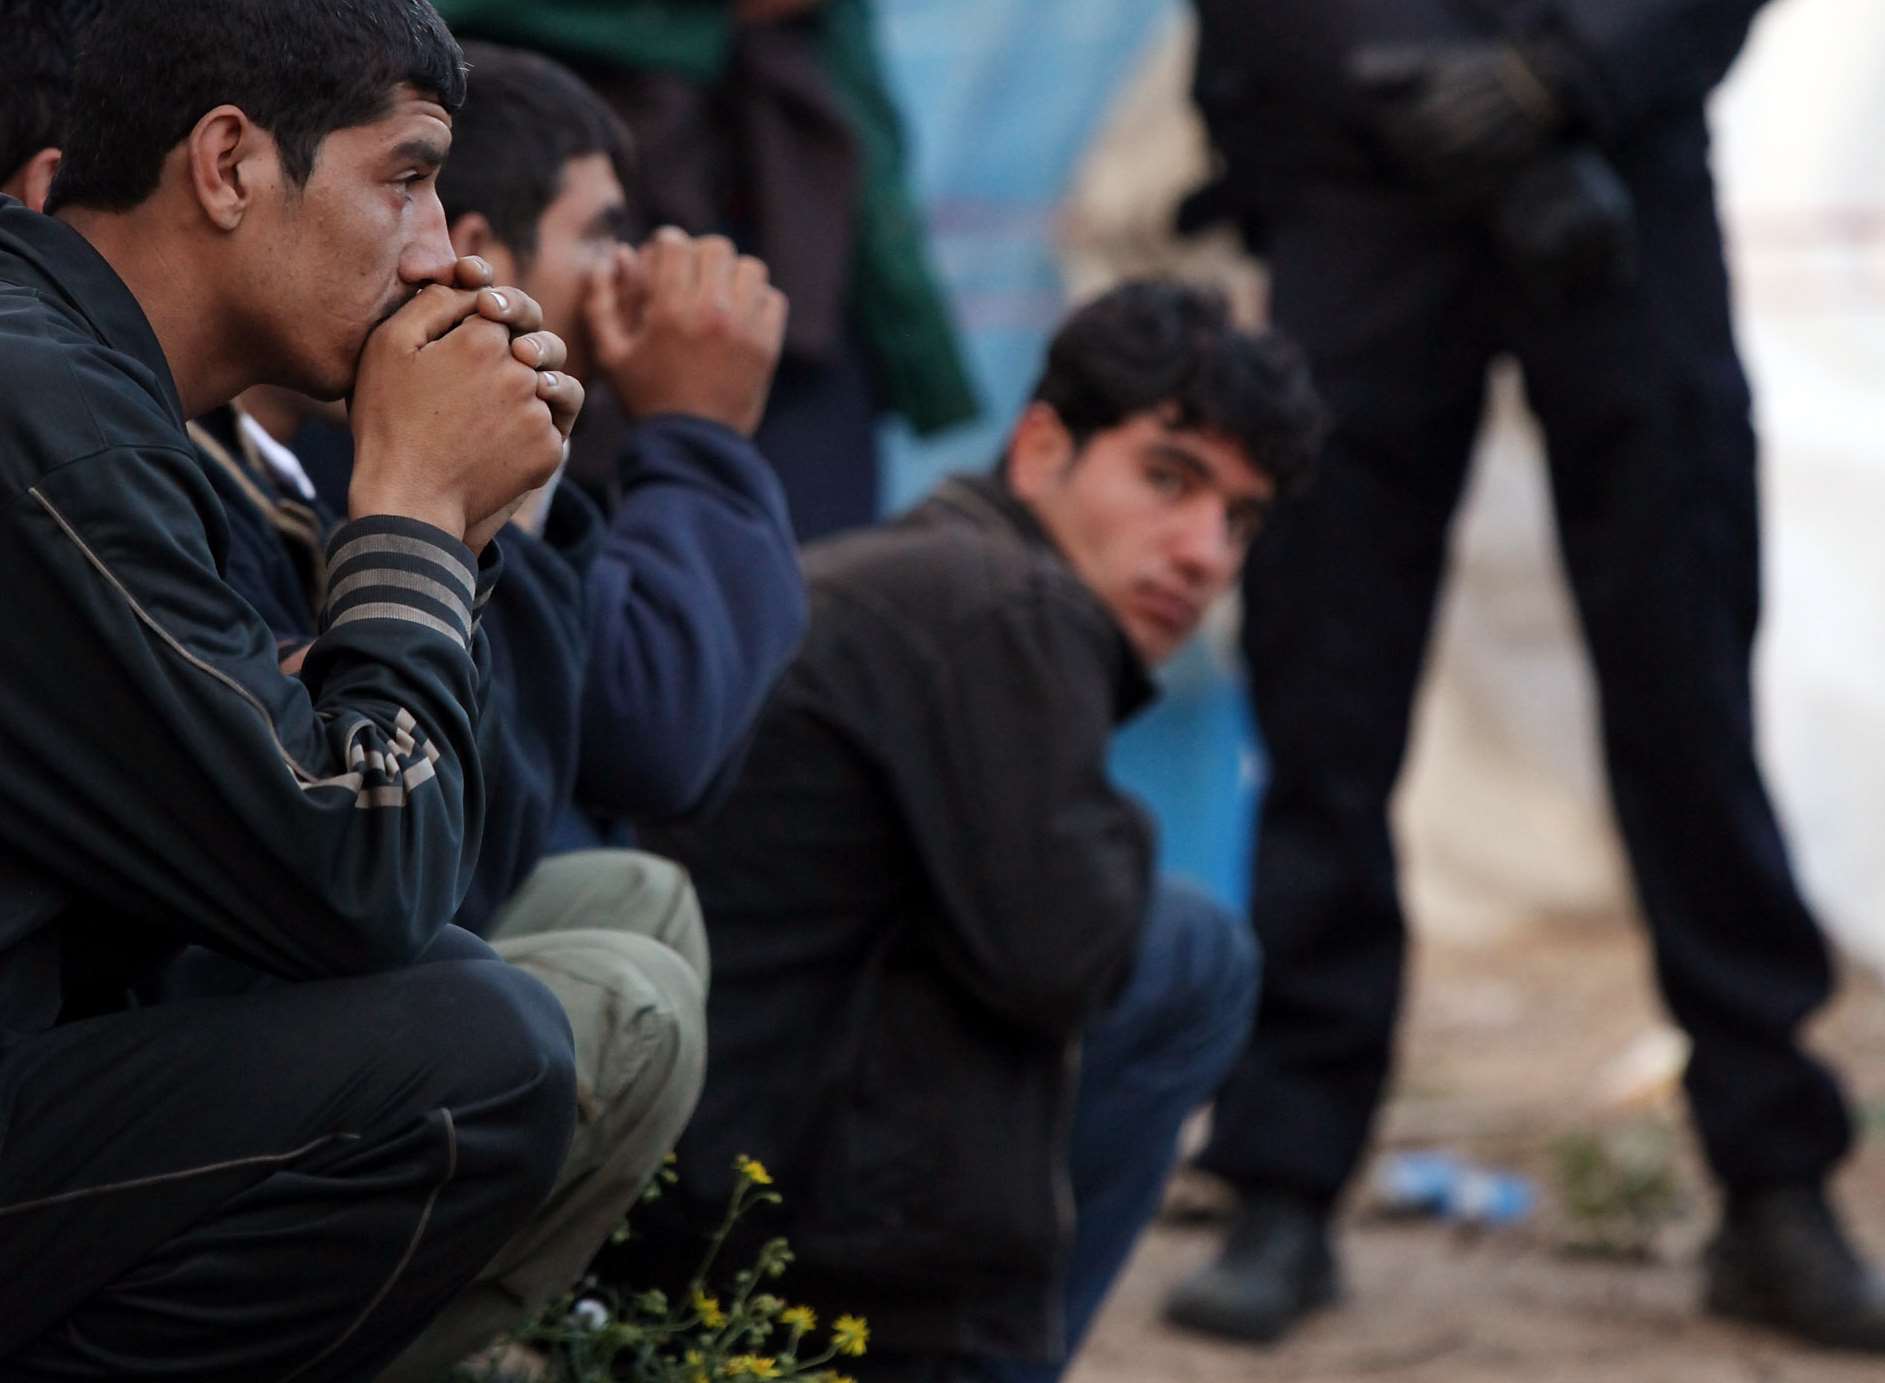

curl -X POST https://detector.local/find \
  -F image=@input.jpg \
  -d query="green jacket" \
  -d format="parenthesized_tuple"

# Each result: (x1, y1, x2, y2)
(435, 0, 979, 436)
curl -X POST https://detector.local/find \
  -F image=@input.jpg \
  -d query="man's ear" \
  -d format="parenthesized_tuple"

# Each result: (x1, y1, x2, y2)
(1004, 401, 1077, 501)
(448, 213, 518, 284)
(4, 146, 62, 213)
(184, 104, 271, 231)
(449, 211, 493, 261)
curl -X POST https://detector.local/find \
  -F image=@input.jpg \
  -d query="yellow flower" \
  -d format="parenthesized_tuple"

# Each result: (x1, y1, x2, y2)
(831, 1314, 870, 1357)
(691, 1289, 727, 1328)
(735, 1156, 774, 1186)
(723, 1357, 781, 1379)
(779, 1305, 817, 1333)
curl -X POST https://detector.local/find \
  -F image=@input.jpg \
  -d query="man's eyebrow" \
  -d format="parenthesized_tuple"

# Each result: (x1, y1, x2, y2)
(1150, 438, 1277, 509)
(1145, 441, 1213, 480)
(390, 138, 449, 169)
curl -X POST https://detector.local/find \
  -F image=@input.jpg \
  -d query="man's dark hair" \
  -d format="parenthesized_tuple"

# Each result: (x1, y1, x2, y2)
(46, 0, 468, 215)
(1024, 279, 1326, 496)
(441, 42, 638, 266)
(0, 0, 99, 186)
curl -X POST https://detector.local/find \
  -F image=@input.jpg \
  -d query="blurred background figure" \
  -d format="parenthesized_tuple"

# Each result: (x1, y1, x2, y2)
(433, 0, 980, 539)
(0, 0, 98, 208)
(1163, 0, 1885, 1354)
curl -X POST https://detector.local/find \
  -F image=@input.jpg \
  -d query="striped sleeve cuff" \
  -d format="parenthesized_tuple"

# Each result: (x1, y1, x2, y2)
(472, 536, 503, 631)
(322, 517, 480, 651)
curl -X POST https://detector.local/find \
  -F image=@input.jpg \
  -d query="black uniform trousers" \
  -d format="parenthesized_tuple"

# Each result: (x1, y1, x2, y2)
(1200, 113, 1853, 1202)
(0, 926, 576, 1381)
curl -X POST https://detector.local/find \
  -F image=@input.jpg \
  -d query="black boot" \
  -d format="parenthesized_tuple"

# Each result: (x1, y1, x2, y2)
(1705, 1185, 1885, 1351)
(1164, 1189, 1338, 1342)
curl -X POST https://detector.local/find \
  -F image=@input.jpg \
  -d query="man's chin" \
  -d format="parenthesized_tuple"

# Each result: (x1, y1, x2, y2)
(291, 366, 352, 406)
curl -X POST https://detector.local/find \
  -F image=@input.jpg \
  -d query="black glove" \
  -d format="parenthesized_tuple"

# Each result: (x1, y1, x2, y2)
(1493, 145, 1638, 306)
(1174, 170, 1270, 253)
(1348, 40, 1572, 190)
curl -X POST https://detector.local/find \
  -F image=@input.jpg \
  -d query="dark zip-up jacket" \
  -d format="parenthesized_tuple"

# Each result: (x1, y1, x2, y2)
(635, 475, 1157, 1362)
(0, 200, 501, 1036)
(196, 408, 805, 935)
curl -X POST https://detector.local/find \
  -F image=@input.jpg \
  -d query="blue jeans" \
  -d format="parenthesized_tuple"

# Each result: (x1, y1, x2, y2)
(972, 878, 1259, 1383)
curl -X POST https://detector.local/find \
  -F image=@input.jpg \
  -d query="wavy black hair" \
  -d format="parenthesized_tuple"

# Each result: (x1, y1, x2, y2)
(47, 0, 467, 214)
(0, 0, 99, 185)
(1025, 279, 1326, 496)
(441, 43, 637, 267)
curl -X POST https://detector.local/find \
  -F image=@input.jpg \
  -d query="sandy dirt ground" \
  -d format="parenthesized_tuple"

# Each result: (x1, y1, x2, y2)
(1066, 916, 1885, 1383)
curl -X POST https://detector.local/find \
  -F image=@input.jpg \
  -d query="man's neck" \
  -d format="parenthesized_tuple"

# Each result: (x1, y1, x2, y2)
(57, 206, 247, 419)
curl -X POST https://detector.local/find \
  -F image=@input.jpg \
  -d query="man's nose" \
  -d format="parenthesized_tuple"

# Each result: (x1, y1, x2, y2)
(1173, 503, 1240, 586)
(399, 190, 458, 286)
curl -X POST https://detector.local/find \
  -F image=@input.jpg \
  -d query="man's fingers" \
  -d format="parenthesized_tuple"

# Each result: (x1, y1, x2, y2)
(379, 285, 485, 351)
(450, 255, 495, 290)
(646, 226, 695, 300)
(755, 285, 789, 355)
(695, 234, 738, 301)
(732, 254, 773, 319)
(537, 369, 586, 441)
(511, 330, 567, 372)
(473, 284, 545, 336)
(585, 258, 637, 365)
(612, 243, 652, 327)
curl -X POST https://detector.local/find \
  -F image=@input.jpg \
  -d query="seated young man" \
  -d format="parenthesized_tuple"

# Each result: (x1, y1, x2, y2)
(622, 281, 1327, 1382)
(0, 2, 591, 1378)
(183, 41, 805, 1379)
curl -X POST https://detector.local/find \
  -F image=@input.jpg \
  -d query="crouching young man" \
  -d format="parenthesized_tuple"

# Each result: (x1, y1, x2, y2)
(0, 2, 589, 1378)
(187, 41, 804, 1379)
(619, 281, 1326, 1381)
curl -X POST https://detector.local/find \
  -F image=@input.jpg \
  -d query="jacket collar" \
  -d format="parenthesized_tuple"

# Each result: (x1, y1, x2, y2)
(927, 470, 1060, 554)
(928, 471, 1158, 717)
(0, 197, 185, 426)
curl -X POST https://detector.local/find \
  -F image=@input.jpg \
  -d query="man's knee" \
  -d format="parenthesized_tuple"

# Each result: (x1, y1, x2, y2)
(1165, 877, 1258, 987)
(399, 957, 579, 1198)
(504, 849, 709, 989)
(1124, 882, 1260, 1066)
(492, 930, 705, 1159)
(609, 851, 708, 989)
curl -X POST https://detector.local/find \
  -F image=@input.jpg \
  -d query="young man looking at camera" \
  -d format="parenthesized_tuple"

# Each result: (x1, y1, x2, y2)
(0, 3, 586, 1378)
(625, 281, 1327, 1383)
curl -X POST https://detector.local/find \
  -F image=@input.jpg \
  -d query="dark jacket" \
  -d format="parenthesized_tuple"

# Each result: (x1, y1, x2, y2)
(0, 200, 500, 1036)
(1192, 0, 1772, 188)
(198, 409, 806, 935)
(636, 475, 1157, 1362)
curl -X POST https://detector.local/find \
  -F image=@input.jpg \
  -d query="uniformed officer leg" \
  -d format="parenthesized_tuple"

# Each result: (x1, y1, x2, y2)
(1519, 120, 1882, 1353)
(381, 851, 709, 1381)
(1170, 194, 1495, 1346)
(1199, 194, 1494, 1204)
(1513, 126, 1849, 1196)
(0, 928, 575, 1382)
